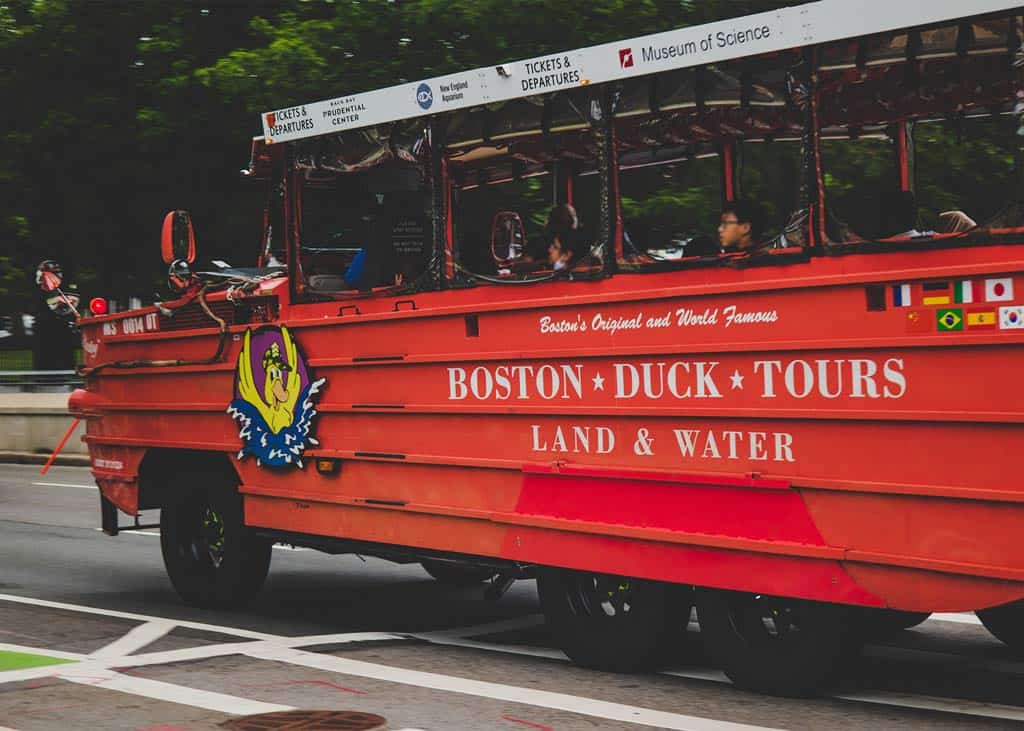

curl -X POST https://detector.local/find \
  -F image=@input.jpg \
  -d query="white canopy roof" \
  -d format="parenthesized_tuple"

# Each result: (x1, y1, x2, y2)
(261, 0, 1020, 145)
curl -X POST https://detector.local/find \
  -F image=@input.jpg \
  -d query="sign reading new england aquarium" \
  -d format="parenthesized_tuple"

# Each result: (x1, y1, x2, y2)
(228, 326, 326, 469)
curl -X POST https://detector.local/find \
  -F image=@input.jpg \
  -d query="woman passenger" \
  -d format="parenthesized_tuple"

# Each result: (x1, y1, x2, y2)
(545, 203, 585, 270)
(514, 203, 587, 273)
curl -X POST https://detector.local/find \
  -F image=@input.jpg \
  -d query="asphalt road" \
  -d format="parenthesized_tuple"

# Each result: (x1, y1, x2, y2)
(1, 463, 1024, 730)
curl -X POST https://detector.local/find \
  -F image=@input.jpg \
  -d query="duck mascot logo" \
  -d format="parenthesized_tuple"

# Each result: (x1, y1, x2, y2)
(227, 326, 326, 468)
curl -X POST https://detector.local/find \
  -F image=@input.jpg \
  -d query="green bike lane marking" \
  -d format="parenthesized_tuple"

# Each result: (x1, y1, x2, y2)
(0, 650, 75, 672)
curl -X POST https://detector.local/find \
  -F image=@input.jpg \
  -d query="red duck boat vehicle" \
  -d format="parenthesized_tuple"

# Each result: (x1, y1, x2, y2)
(67, 0, 1024, 696)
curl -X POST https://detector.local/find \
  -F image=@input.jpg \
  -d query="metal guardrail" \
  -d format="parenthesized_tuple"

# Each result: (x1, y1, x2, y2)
(0, 370, 82, 392)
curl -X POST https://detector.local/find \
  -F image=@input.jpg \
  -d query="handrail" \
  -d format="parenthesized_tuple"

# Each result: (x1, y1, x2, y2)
(0, 370, 82, 392)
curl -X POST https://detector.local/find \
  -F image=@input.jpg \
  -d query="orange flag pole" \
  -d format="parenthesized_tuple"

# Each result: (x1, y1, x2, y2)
(40, 418, 82, 476)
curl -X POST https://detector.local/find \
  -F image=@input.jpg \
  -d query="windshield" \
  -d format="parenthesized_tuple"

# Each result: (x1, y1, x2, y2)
(300, 168, 430, 292)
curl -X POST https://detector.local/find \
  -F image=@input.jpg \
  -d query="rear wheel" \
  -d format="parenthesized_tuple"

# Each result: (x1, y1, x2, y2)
(160, 480, 272, 609)
(696, 589, 862, 696)
(421, 560, 496, 586)
(538, 568, 691, 672)
(977, 600, 1024, 651)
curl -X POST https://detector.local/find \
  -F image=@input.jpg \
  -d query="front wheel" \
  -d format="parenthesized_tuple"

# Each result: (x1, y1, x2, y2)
(160, 484, 272, 609)
(696, 589, 862, 697)
(538, 568, 691, 672)
(977, 599, 1024, 651)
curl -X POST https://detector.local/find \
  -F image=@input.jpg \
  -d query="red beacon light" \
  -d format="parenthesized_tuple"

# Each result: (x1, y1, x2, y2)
(89, 297, 108, 316)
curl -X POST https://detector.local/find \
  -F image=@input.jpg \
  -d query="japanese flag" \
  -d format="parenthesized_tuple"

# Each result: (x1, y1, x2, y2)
(985, 278, 1014, 302)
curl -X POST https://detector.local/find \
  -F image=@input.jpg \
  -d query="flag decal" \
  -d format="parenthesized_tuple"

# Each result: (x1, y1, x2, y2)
(985, 278, 1014, 302)
(936, 308, 963, 332)
(999, 306, 1024, 330)
(966, 310, 996, 328)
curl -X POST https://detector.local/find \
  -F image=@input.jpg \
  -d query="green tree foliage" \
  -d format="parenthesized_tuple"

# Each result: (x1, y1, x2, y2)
(0, 0, 1018, 317)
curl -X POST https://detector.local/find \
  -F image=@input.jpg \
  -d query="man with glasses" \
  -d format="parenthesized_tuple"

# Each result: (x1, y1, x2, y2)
(718, 200, 763, 254)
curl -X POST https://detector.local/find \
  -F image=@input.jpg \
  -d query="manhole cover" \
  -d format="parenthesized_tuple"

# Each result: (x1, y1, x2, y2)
(221, 710, 388, 730)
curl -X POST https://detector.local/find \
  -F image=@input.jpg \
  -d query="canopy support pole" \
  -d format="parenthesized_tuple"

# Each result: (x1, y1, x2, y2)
(428, 120, 452, 288)
(596, 87, 622, 272)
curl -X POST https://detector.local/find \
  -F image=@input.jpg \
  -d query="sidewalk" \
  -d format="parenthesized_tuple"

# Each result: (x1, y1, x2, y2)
(0, 450, 90, 466)
(0, 392, 72, 414)
(0, 392, 89, 465)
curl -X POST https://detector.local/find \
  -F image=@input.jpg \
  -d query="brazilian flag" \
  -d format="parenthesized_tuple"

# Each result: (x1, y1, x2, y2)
(936, 308, 964, 332)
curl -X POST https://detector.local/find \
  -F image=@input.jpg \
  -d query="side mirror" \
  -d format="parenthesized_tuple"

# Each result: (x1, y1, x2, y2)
(491, 211, 526, 267)
(168, 259, 197, 294)
(161, 210, 196, 265)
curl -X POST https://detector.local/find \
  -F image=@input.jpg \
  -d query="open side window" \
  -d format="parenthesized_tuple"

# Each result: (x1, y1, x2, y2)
(447, 89, 604, 283)
(292, 123, 434, 297)
(818, 14, 1024, 250)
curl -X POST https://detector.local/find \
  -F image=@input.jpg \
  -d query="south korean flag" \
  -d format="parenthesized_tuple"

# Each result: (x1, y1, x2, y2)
(999, 306, 1024, 330)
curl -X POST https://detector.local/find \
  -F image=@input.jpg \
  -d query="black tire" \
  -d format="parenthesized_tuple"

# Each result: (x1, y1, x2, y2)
(421, 560, 496, 586)
(696, 588, 862, 697)
(977, 599, 1024, 650)
(537, 568, 692, 672)
(160, 481, 272, 609)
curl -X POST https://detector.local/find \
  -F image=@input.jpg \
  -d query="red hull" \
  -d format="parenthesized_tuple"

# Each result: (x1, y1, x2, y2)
(72, 242, 1024, 612)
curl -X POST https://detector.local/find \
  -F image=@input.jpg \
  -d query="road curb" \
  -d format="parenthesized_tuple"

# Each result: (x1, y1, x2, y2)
(0, 451, 91, 467)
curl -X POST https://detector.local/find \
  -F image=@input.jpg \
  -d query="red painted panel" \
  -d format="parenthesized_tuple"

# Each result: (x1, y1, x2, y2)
(516, 473, 825, 545)
(843, 563, 1024, 613)
(803, 490, 1024, 576)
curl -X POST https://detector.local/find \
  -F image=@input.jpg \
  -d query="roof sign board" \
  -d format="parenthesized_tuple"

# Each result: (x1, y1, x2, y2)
(262, 0, 1022, 145)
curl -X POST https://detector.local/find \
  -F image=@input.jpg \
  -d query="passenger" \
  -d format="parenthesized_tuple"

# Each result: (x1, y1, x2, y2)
(548, 236, 577, 270)
(718, 200, 765, 254)
(880, 190, 934, 238)
(515, 203, 587, 273)
(685, 234, 721, 257)
(938, 210, 977, 233)
(546, 203, 585, 267)
(342, 248, 368, 289)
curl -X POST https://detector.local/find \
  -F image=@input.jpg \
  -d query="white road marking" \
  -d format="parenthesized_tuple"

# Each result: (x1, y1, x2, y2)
(0, 664, 79, 685)
(665, 669, 731, 683)
(414, 633, 565, 662)
(835, 690, 1024, 722)
(0, 593, 1020, 724)
(60, 662, 293, 716)
(864, 644, 1024, 675)
(930, 612, 983, 626)
(89, 620, 176, 660)
(425, 614, 545, 639)
(124, 632, 409, 668)
(30, 481, 95, 490)
(417, 618, 1024, 724)
(245, 647, 782, 731)
(0, 593, 276, 641)
(0, 642, 83, 661)
(100, 528, 308, 550)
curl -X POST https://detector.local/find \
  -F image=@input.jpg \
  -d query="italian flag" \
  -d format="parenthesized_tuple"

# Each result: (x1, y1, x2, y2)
(954, 280, 974, 303)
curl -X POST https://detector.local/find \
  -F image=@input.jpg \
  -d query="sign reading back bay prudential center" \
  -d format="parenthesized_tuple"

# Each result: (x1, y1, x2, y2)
(261, 0, 1022, 144)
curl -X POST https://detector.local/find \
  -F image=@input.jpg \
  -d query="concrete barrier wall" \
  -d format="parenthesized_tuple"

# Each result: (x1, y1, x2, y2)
(0, 393, 87, 455)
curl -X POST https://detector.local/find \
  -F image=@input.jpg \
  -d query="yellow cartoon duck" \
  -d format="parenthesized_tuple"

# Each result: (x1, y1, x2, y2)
(236, 327, 302, 434)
